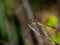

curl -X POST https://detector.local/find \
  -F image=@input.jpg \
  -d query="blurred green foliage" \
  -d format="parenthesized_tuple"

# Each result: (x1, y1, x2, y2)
(0, 1, 7, 40)
(5, 0, 16, 11)
(0, 1, 23, 45)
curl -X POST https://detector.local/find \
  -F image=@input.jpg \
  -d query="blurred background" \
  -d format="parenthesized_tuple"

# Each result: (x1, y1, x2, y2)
(0, 0, 60, 45)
